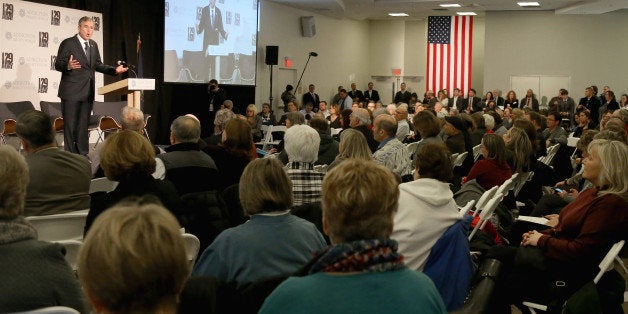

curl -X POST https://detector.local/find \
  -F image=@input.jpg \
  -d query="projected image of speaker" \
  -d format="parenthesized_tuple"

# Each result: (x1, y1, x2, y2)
(265, 46, 278, 65)
(301, 16, 316, 37)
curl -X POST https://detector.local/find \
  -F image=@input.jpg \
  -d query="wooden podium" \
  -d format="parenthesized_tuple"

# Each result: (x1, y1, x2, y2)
(98, 78, 155, 108)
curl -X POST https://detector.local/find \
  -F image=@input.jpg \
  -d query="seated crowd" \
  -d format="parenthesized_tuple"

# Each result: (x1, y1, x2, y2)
(1, 82, 627, 313)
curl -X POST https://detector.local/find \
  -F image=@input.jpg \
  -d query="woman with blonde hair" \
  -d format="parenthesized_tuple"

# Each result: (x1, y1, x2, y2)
(79, 202, 189, 314)
(245, 104, 263, 142)
(87, 130, 183, 233)
(503, 127, 533, 174)
(491, 139, 628, 311)
(327, 128, 372, 170)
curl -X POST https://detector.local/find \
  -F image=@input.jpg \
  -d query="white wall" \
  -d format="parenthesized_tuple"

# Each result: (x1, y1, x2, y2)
(483, 10, 628, 101)
(256, 1, 371, 111)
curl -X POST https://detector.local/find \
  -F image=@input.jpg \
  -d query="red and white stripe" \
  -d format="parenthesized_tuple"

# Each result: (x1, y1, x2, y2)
(426, 16, 473, 98)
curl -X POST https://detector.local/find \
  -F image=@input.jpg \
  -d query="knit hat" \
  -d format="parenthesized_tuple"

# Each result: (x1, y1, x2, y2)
(445, 116, 466, 132)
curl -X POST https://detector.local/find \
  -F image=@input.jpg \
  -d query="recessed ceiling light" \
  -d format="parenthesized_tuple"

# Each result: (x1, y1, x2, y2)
(388, 13, 409, 17)
(456, 12, 477, 16)
(518, 2, 540, 7)
(440, 4, 462, 8)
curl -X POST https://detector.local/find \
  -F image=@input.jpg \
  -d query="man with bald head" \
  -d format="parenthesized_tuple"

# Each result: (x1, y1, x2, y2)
(372, 114, 412, 179)
(520, 89, 539, 112)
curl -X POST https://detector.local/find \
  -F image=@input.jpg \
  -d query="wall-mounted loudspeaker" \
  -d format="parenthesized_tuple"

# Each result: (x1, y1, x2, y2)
(301, 16, 316, 37)
(265, 45, 278, 65)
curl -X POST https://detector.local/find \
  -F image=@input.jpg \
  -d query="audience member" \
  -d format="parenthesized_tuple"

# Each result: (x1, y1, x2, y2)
(78, 202, 189, 314)
(327, 128, 372, 171)
(394, 103, 410, 142)
(489, 139, 628, 312)
(245, 104, 263, 142)
(308, 117, 339, 166)
(193, 158, 326, 288)
(258, 102, 276, 126)
(156, 115, 218, 194)
(86, 130, 183, 233)
(410, 110, 444, 156)
(543, 111, 568, 148)
(284, 124, 324, 206)
(16, 110, 91, 216)
(0, 146, 86, 313)
(203, 118, 255, 190)
(469, 112, 487, 147)
(372, 114, 412, 179)
(260, 159, 446, 313)
(349, 108, 378, 153)
(462, 134, 512, 190)
(206, 108, 237, 145)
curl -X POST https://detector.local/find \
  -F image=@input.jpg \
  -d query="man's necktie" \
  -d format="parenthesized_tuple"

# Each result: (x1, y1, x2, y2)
(211, 10, 215, 29)
(84, 41, 90, 62)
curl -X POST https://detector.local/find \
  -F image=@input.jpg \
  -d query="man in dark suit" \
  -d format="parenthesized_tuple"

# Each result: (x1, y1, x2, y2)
(520, 89, 539, 112)
(464, 88, 483, 113)
(197, 0, 228, 79)
(578, 86, 601, 126)
(493, 89, 505, 108)
(363, 82, 380, 103)
(302, 84, 320, 111)
(54, 16, 126, 156)
(450, 88, 465, 112)
(348, 83, 364, 103)
(394, 83, 411, 104)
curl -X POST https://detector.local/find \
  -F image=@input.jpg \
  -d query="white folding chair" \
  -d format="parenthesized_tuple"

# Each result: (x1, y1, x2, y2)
(513, 171, 534, 197)
(543, 144, 560, 166)
(12, 306, 80, 314)
(450, 153, 460, 165)
(54, 239, 82, 271)
(331, 128, 342, 136)
(472, 144, 482, 161)
(523, 240, 626, 313)
(89, 177, 118, 194)
(453, 151, 468, 168)
(472, 186, 499, 218)
(468, 192, 503, 241)
(495, 173, 519, 197)
(459, 200, 476, 218)
(182, 233, 201, 270)
(406, 141, 420, 159)
(25, 210, 88, 242)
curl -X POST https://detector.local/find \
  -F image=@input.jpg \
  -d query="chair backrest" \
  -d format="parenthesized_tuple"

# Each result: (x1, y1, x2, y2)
(468, 192, 502, 241)
(25, 210, 88, 242)
(472, 186, 498, 218)
(513, 171, 534, 197)
(450, 153, 460, 165)
(543, 144, 560, 166)
(181, 233, 201, 270)
(12, 306, 80, 314)
(593, 240, 625, 284)
(331, 128, 342, 136)
(92, 101, 127, 124)
(54, 239, 82, 271)
(472, 144, 482, 161)
(495, 172, 518, 197)
(39, 101, 63, 117)
(453, 151, 468, 168)
(459, 199, 476, 218)
(0, 101, 35, 120)
(89, 177, 119, 194)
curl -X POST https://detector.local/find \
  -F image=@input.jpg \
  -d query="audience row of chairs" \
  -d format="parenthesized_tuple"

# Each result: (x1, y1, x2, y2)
(0, 101, 151, 148)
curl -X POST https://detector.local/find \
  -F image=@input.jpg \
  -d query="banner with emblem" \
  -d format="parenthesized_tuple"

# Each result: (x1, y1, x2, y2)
(0, 0, 103, 107)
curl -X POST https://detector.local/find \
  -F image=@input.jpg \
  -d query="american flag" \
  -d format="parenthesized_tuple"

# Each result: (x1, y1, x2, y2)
(426, 16, 473, 97)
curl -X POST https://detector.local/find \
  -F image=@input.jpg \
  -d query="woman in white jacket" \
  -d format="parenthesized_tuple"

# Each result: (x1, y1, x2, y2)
(391, 142, 461, 271)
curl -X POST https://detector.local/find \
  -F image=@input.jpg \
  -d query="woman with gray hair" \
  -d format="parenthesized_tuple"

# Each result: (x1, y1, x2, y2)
(193, 158, 326, 288)
(205, 108, 237, 145)
(0, 146, 86, 313)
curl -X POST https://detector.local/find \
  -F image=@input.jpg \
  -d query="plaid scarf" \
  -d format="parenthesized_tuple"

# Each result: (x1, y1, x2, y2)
(308, 238, 405, 274)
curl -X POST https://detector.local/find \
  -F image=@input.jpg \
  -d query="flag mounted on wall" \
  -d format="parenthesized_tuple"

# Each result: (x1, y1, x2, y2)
(426, 16, 473, 98)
